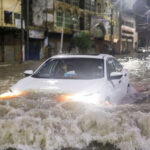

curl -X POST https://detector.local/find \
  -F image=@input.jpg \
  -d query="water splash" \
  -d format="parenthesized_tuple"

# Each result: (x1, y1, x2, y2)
(1, 55, 150, 150)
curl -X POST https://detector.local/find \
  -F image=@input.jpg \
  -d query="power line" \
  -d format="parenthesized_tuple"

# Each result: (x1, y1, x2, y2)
(12, 0, 20, 12)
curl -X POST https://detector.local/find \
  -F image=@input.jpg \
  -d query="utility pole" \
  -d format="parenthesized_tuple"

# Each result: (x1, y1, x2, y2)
(119, 0, 122, 53)
(1, 0, 3, 26)
(44, 0, 49, 57)
(45, 0, 48, 43)
(60, 14, 65, 54)
(1, 0, 4, 62)
(20, 0, 24, 63)
(45, 0, 48, 29)
(111, 8, 113, 48)
(26, 0, 29, 60)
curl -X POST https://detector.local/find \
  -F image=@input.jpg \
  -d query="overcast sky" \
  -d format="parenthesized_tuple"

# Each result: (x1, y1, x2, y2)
(123, 0, 137, 10)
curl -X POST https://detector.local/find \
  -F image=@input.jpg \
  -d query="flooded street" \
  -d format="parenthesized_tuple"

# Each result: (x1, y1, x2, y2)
(0, 54, 150, 150)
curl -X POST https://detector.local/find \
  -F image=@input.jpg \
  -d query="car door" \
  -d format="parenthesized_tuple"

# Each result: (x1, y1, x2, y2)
(113, 58, 129, 95)
(106, 58, 124, 103)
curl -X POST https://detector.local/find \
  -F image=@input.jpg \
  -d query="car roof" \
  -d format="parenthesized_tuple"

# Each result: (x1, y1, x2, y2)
(51, 54, 114, 60)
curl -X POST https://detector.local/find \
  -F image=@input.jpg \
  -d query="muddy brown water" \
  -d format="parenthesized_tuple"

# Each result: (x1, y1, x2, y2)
(1, 54, 150, 150)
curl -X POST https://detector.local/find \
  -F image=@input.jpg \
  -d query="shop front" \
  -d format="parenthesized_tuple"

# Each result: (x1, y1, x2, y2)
(25, 30, 44, 60)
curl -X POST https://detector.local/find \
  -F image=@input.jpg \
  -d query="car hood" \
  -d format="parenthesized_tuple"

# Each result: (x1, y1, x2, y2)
(11, 76, 106, 94)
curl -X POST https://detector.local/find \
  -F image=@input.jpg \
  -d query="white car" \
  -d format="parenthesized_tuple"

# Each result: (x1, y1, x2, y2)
(147, 47, 150, 52)
(137, 47, 146, 53)
(0, 54, 130, 105)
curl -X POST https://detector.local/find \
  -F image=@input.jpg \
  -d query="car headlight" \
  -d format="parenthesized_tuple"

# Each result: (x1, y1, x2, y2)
(56, 92, 102, 105)
(0, 90, 25, 100)
(71, 93, 100, 104)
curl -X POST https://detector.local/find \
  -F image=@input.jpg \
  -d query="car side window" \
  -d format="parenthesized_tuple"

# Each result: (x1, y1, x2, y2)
(112, 58, 123, 72)
(33, 59, 58, 78)
(106, 58, 116, 79)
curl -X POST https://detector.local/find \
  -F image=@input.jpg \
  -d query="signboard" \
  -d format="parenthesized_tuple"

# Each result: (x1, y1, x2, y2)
(15, 19, 25, 29)
(113, 38, 118, 43)
(29, 30, 44, 39)
(47, 14, 53, 22)
(44, 37, 48, 47)
(91, 16, 110, 38)
(105, 34, 110, 41)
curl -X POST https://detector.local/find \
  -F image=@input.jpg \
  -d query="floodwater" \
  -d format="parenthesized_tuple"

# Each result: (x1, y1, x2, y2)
(0, 53, 150, 150)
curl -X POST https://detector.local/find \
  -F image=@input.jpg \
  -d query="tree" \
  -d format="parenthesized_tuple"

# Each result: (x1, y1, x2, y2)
(72, 32, 93, 54)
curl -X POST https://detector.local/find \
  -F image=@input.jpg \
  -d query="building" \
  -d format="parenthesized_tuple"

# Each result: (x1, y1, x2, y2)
(120, 11, 138, 53)
(23, 0, 120, 60)
(0, 0, 138, 62)
(0, 0, 21, 62)
(0, 0, 121, 62)
(134, 0, 149, 49)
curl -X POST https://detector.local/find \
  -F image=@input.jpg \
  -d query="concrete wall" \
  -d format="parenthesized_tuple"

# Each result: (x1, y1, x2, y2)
(4, 33, 20, 62)
(32, 0, 53, 26)
(0, 46, 2, 62)
(0, 0, 21, 27)
(3, 0, 21, 13)
(4, 46, 15, 62)
(4, 45, 20, 62)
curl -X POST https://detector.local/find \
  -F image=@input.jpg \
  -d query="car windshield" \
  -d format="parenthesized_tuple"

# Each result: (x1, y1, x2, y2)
(32, 58, 104, 79)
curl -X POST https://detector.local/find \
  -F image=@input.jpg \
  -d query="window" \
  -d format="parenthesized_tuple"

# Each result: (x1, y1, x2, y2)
(56, 10, 63, 27)
(113, 59, 123, 72)
(85, 0, 91, 10)
(65, 0, 71, 4)
(122, 21, 134, 28)
(107, 58, 123, 79)
(72, 14, 79, 30)
(72, 0, 79, 6)
(14, 13, 20, 19)
(107, 59, 116, 79)
(104, 3, 108, 13)
(85, 16, 91, 30)
(4, 11, 12, 24)
(98, 3, 101, 13)
(14, 13, 21, 25)
(79, 0, 85, 9)
(91, 0, 96, 12)
(80, 16, 85, 30)
(65, 12, 71, 28)
(33, 58, 104, 79)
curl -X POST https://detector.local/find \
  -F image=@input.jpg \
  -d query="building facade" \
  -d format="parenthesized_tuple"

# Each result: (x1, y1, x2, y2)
(120, 11, 138, 53)
(0, 0, 21, 62)
(25, 0, 120, 59)
(0, 0, 129, 62)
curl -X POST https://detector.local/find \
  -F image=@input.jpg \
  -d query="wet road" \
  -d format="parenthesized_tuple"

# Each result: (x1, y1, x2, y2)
(0, 53, 150, 150)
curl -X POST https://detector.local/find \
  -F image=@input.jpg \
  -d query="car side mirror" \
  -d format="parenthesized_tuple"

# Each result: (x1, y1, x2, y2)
(110, 72, 123, 80)
(24, 70, 33, 77)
